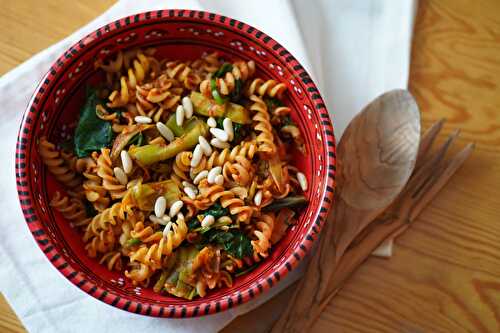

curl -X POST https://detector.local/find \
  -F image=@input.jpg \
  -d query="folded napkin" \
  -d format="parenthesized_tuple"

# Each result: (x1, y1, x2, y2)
(0, 1, 416, 332)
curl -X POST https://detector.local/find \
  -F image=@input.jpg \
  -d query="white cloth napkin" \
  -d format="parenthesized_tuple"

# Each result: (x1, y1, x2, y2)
(0, 1, 416, 332)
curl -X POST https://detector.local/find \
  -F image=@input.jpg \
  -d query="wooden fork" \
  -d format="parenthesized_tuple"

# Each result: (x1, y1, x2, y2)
(270, 120, 474, 333)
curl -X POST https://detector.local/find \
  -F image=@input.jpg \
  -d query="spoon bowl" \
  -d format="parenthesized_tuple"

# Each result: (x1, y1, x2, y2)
(334, 89, 420, 262)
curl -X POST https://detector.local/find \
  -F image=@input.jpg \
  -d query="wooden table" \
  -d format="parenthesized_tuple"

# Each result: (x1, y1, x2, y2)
(2, 0, 500, 332)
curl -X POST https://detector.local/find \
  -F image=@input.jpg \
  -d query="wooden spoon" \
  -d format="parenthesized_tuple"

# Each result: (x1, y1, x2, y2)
(271, 89, 420, 333)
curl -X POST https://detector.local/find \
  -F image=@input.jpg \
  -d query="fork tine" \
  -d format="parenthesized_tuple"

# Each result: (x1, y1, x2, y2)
(409, 143, 475, 221)
(415, 119, 445, 170)
(410, 129, 460, 197)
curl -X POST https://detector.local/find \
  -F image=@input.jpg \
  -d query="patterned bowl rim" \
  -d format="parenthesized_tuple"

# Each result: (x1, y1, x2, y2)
(15, 9, 336, 318)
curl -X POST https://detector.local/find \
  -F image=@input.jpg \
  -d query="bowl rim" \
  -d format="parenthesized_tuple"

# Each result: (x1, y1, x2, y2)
(15, 9, 336, 318)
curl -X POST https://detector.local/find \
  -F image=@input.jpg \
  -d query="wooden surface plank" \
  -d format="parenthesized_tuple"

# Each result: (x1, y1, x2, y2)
(2, 0, 500, 332)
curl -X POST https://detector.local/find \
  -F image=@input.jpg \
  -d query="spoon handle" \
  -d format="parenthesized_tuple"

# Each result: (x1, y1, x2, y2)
(269, 197, 377, 333)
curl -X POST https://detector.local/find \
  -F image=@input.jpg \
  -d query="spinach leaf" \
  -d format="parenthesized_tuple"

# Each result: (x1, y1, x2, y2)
(203, 203, 229, 219)
(264, 97, 283, 110)
(262, 195, 307, 212)
(230, 79, 243, 102)
(83, 200, 97, 218)
(213, 63, 233, 78)
(204, 229, 253, 259)
(232, 123, 249, 144)
(74, 87, 113, 158)
(187, 219, 201, 230)
(127, 132, 144, 147)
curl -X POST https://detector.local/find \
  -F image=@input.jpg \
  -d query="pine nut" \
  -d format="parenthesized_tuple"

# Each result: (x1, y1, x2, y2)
(198, 136, 212, 156)
(134, 115, 152, 124)
(207, 166, 222, 184)
(190, 144, 203, 167)
(211, 138, 230, 149)
(193, 170, 208, 184)
(162, 221, 173, 237)
(254, 190, 263, 206)
(150, 214, 169, 226)
(223, 118, 234, 141)
(297, 172, 308, 191)
(120, 150, 133, 174)
(154, 196, 166, 218)
(113, 167, 128, 185)
(201, 214, 215, 228)
(207, 117, 217, 128)
(184, 186, 196, 199)
(169, 200, 183, 217)
(214, 174, 224, 186)
(182, 96, 193, 119)
(176, 105, 185, 126)
(156, 122, 174, 142)
(210, 127, 229, 142)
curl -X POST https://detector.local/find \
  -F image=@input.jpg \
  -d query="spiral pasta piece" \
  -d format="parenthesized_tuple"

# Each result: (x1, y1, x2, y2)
(222, 156, 254, 186)
(95, 148, 127, 200)
(245, 78, 287, 99)
(205, 141, 257, 169)
(199, 60, 255, 97)
(99, 251, 123, 271)
(50, 191, 90, 227)
(251, 213, 275, 258)
(198, 179, 253, 222)
(165, 61, 201, 90)
(39, 137, 81, 188)
(249, 95, 277, 157)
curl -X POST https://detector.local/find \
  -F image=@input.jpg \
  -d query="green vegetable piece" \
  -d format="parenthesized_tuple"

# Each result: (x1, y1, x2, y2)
(226, 102, 250, 124)
(213, 63, 233, 78)
(263, 195, 308, 212)
(166, 114, 200, 137)
(74, 88, 113, 158)
(129, 119, 208, 165)
(264, 96, 284, 110)
(230, 79, 243, 102)
(153, 270, 168, 293)
(190, 91, 250, 124)
(126, 238, 141, 247)
(127, 132, 144, 147)
(110, 124, 152, 161)
(204, 230, 253, 259)
(204, 203, 229, 219)
(187, 219, 201, 230)
(83, 200, 97, 218)
(166, 113, 184, 137)
(211, 78, 227, 105)
(130, 179, 181, 210)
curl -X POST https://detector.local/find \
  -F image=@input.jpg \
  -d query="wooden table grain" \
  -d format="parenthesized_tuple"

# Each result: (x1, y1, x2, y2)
(2, 0, 500, 332)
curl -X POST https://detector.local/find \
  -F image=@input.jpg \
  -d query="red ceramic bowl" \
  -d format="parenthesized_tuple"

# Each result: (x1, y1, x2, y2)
(15, 9, 336, 318)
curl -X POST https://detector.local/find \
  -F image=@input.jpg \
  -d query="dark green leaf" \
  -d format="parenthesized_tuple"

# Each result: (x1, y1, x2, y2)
(232, 123, 249, 144)
(263, 195, 308, 212)
(230, 79, 243, 102)
(187, 219, 201, 230)
(204, 229, 253, 259)
(203, 203, 229, 219)
(213, 63, 233, 78)
(83, 200, 97, 217)
(74, 87, 113, 158)
(264, 97, 284, 110)
(127, 132, 144, 147)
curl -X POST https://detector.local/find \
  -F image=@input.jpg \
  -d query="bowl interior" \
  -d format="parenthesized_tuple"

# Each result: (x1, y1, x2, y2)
(16, 10, 336, 317)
